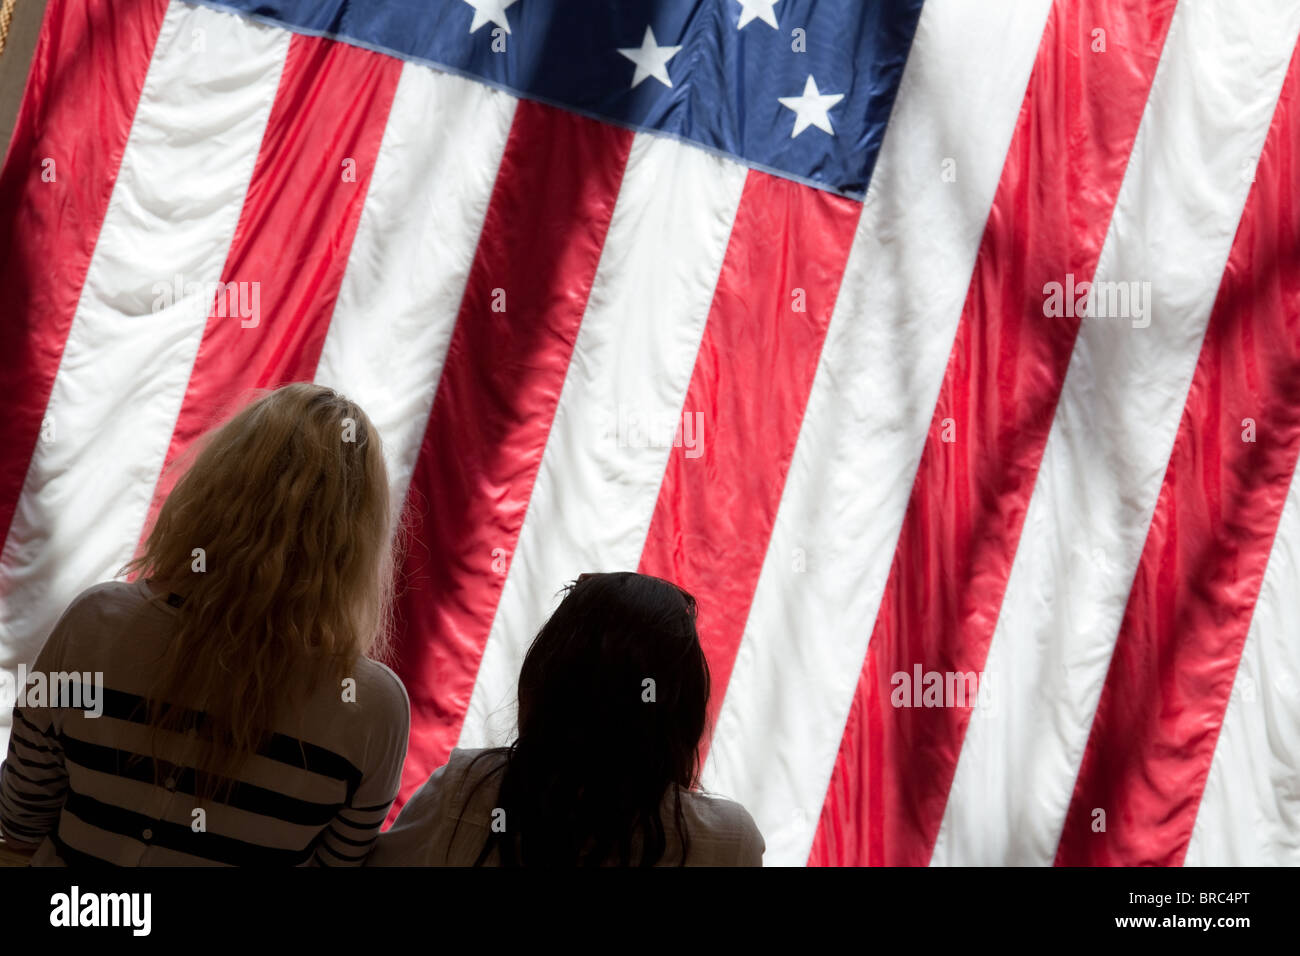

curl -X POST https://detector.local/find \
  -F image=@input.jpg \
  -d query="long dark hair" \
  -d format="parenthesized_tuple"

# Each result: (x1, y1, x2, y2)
(460, 572, 711, 866)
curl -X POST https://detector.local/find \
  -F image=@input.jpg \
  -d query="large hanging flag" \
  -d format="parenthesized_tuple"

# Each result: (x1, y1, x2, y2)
(2, 0, 1299, 866)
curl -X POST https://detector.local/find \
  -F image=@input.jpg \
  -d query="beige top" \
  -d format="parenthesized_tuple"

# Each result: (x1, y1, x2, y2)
(0, 579, 409, 866)
(370, 747, 765, 866)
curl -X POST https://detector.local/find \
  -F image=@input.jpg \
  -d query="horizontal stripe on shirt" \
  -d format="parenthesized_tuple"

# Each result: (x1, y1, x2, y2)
(0, 580, 410, 867)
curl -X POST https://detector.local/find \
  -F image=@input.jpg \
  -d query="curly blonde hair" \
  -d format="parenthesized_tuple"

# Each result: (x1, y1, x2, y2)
(127, 383, 394, 795)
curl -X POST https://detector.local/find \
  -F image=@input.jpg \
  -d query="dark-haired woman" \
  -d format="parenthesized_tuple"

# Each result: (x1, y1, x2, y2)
(370, 572, 763, 866)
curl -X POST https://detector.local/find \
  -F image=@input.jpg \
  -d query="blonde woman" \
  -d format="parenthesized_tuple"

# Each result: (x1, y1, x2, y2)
(0, 384, 410, 865)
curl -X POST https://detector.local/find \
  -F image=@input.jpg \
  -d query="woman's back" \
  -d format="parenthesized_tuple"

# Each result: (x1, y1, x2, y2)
(370, 748, 764, 866)
(0, 579, 409, 865)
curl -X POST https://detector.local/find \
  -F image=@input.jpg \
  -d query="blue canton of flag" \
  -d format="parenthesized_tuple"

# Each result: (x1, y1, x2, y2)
(203, 0, 925, 196)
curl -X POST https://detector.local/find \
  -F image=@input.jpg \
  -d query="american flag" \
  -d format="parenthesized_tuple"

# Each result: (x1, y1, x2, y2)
(1, 0, 1298, 867)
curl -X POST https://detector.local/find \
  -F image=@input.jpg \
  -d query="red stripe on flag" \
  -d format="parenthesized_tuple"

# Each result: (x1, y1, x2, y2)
(391, 102, 632, 807)
(0, 0, 168, 553)
(808, 0, 1177, 867)
(1055, 39, 1300, 867)
(143, 34, 401, 517)
(637, 170, 859, 731)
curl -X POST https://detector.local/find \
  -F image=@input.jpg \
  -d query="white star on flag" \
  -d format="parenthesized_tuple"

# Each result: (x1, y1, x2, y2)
(463, 0, 517, 34)
(618, 26, 683, 89)
(736, 0, 780, 30)
(778, 75, 845, 138)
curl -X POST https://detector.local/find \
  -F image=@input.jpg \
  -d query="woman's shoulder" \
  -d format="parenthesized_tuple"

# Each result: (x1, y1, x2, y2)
(390, 748, 504, 804)
(38, 580, 171, 663)
(679, 789, 761, 831)
(677, 790, 766, 865)
(446, 746, 507, 774)
(304, 656, 411, 750)
(367, 748, 505, 866)
(348, 657, 410, 712)
(435, 747, 508, 801)
(62, 579, 160, 621)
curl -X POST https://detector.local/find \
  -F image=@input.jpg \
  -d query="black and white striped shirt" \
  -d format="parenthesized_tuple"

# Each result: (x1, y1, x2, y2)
(0, 580, 410, 866)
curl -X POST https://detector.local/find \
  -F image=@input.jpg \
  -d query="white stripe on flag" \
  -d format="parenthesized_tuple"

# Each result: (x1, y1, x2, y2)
(701, 0, 1053, 866)
(1185, 463, 1300, 866)
(932, 0, 1300, 867)
(458, 133, 748, 748)
(0, 4, 288, 742)
(314, 63, 517, 516)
